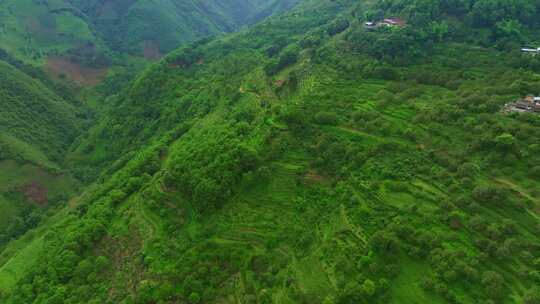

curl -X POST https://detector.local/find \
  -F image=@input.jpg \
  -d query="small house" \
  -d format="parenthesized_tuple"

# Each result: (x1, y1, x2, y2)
(364, 17, 406, 31)
(381, 18, 406, 27)
(504, 94, 540, 113)
(364, 21, 377, 30)
(521, 47, 540, 54)
(515, 100, 533, 110)
(382, 19, 398, 26)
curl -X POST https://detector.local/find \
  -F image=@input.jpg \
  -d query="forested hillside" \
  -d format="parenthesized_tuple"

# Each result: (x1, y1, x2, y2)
(68, 0, 299, 54)
(0, 59, 82, 169)
(0, 0, 298, 65)
(0, 58, 81, 271)
(1, 0, 540, 303)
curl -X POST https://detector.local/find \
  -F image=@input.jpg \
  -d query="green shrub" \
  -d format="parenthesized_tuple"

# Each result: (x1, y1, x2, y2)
(314, 111, 339, 125)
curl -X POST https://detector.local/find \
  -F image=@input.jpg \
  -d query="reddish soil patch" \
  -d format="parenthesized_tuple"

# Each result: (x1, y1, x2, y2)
(24, 15, 56, 34)
(304, 171, 326, 184)
(18, 182, 48, 205)
(275, 79, 286, 87)
(45, 56, 108, 86)
(25, 17, 42, 33)
(142, 40, 162, 61)
(449, 218, 462, 230)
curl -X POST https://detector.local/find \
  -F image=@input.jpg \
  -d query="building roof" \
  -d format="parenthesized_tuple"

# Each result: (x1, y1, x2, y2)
(515, 101, 533, 109)
(383, 17, 406, 26)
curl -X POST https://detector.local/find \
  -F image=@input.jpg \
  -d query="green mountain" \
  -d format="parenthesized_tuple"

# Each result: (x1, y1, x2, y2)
(0, 57, 81, 259)
(1, 0, 540, 303)
(0, 56, 83, 168)
(0, 0, 298, 64)
(69, 0, 299, 53)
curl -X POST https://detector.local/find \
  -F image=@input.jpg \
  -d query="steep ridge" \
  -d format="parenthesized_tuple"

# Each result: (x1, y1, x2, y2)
(0, 59, 82, 169)
(0, 0, 300, 64)
(1, 0, 540, 303)
(0, 59, 81, 264)
(69, 0, 300, 53)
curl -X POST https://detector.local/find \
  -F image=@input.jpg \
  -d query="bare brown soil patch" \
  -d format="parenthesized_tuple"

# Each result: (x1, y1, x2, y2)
(18, 181, 48, 205)
(45, 56, 108, 86)
(449, 218, 462, 230)
(304, 170, 326, 184)
(24, 15, 56, 34)
(275, 79, 286, 87)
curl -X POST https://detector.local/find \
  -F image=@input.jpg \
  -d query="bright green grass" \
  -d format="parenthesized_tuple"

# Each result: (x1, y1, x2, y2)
(0, 235, 44, 290)
(292, 252, 335, 301)
(0, 206, 72, 291)
(389, 257, 446, 304)
(379, 185, 418, 209)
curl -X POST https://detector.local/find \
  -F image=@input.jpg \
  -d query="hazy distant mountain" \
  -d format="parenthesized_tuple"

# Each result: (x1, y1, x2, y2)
(0, 0, 299, 63)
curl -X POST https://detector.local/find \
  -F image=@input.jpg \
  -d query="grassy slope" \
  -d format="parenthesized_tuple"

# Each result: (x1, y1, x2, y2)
(0, 0, 96, 64)
(0, 60, 80, 275)
(0, 60, 81, 168)
(76, 0, 300, 53)
(0, 159, 79, 240)
(0, 161, 78, 293)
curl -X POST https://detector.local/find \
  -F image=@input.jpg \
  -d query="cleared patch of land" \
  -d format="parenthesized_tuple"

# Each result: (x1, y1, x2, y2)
(45, 56, 108, 86)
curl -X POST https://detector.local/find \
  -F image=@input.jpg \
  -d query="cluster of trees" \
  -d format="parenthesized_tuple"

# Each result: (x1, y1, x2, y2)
(6, 199, 112, 304)
(4, 138, 166, 302)
(374, 0, 540, 28)
(350, 0, 540, 63)
(164, 122, 260, 213)
(0, 60, 83, 166)
(264, 46, 299, 76)
(0, 201, 42, 248)
(0, 49, 78, 102)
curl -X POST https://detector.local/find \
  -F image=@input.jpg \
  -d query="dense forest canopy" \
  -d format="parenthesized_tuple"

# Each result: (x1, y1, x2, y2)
(0, 0, 539, 303)
(0, 59, 82, 168)
(365, 0, 540, 49)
